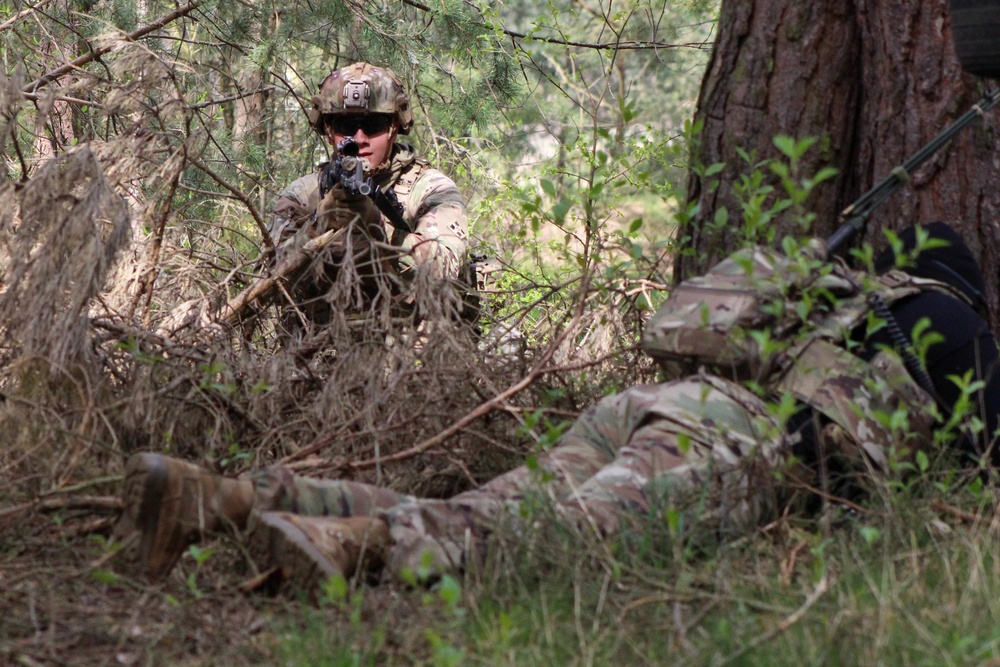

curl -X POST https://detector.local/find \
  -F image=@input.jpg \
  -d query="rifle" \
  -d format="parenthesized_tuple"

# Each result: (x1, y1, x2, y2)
(823, 86, 1000, 402)
(825, 87, 1000, 257)
(318, 137, 412, 234)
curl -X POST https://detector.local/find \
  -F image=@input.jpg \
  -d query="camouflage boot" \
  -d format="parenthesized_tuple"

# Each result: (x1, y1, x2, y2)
(114, 453, 254, 581)
(245, 512, 390, 594)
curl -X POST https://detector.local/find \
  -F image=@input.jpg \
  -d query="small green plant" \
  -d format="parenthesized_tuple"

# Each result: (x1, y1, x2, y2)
(184, 544, 214, 600)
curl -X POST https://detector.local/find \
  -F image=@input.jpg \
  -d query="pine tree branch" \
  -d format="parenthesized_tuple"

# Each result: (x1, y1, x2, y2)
(399, 0, 709, 51)
(22, 0, 205, 93)
(0, 0, 57, 35)
(187, 155, 273, 253)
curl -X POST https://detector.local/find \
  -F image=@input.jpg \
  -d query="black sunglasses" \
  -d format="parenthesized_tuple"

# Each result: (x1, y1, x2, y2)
(325, 114, 393, 137)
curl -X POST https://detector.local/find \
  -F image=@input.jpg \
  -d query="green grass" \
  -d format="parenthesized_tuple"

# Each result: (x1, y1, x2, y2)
(273, 482, 1000, 667)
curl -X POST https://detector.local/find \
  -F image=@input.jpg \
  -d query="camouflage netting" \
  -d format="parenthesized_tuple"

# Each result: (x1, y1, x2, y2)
(0, 164, 531, 499)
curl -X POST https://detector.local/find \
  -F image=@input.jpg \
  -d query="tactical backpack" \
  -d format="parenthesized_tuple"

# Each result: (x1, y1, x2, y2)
(641, 240, 966, 470)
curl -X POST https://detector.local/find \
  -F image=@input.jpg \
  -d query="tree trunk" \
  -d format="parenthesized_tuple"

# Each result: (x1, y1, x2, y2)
(681, 0, 1000, 330)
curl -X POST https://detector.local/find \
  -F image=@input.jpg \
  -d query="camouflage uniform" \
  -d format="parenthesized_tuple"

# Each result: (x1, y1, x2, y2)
(252, 374, 793, 577)
(268, 144, 468, 281)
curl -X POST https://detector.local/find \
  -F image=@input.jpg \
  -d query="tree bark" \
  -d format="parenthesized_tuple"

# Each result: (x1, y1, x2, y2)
(682, 0, 1000, 330)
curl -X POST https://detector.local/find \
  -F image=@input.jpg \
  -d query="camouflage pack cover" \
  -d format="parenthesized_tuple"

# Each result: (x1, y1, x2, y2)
(642, 240, 858, 379)
(641, 239, 957, 466)
(309, 62, 414, 135)
(775, 339, 936, 470)
(642, 240, 971, 380)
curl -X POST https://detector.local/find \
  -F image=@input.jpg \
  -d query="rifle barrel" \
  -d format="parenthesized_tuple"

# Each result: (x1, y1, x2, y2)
(826, 87, 1000, 256)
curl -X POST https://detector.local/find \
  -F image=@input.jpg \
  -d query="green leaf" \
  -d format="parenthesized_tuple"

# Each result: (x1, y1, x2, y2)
(91, 569, 120, 585)
(859, 526, 880, 546)
(713, 206, 729, 227)
(551, 199, 572, 223)
(320, 573, 349, 605)
(773, 135, 797, 159)
(436, 574, 462, 610)
(665, 508, 681, 534)
(916, 450, 930, 473)
(540, 178, 556, 197)
(812, 166, 839, 184)
(704, 162, 725, 177)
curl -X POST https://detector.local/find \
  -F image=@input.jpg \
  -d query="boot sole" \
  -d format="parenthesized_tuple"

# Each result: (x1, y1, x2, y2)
(245, 512, 342, 597)
(117, 453, 183, 581)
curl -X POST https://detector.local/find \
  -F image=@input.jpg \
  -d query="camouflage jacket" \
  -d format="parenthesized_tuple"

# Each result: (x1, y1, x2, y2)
(268, 143, 468, 279)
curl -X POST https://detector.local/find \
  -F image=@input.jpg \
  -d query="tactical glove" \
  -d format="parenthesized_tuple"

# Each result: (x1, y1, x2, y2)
(315, 185, 381, 234)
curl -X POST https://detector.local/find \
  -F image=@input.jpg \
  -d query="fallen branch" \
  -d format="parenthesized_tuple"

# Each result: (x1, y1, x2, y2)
(930, 499, 993, 525)
(57, 516, 116, 538)
(156, 227, 347, 334)
(37, 495, 122, 512)
(214, 227, 347, 327)
(0, 495, 122, 528)
(719, 574, 831, 665)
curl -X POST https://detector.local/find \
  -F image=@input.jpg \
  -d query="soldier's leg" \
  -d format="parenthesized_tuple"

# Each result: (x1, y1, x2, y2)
(250, 464, 413, 517)
(241, 468, 416, 590)
(243, 395, 634, 586)
(452, 382, 660, 505)
(556, 375, 791, 538)
(376, 383, 683, 580)
(115, 453, 410, 582)
(115, 453, 256, 581)
(376, 376, 791, 581)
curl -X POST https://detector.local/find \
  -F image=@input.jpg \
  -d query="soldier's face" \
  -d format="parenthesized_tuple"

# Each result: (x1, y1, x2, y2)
(326, 114, 397, 171)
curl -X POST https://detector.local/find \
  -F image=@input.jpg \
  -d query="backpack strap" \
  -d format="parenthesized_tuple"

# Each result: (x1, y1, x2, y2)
(877, 269, 977, 308)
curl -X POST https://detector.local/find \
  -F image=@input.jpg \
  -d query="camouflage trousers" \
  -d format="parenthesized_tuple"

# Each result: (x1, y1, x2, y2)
(251, 373, 793, 577)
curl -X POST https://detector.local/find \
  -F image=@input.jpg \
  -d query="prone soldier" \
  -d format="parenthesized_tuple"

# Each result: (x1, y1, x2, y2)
(114, 222, 1000, 590)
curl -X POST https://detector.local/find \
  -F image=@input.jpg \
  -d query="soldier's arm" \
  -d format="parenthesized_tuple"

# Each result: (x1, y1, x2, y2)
(398, 169, 468, 279)
(267, 174, 321, 250)
(266, 174, 319, 261)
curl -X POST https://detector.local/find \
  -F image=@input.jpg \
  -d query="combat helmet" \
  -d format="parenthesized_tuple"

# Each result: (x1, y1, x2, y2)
(308, 62, 414, 136)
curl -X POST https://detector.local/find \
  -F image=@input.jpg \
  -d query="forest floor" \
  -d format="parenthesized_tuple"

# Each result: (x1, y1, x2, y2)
(2, 503, 435, 666)
(8, 475, 1000, 666)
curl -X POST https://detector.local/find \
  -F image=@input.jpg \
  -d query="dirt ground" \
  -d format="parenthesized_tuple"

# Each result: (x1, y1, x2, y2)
(1, 501, 434, 666)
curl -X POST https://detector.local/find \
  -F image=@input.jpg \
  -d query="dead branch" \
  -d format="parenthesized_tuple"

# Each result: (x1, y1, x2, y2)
(212, 228, 346, 327)
(930, 499, 993, 525)
(718, 574, 831, 665)
(318, 276, 592, 472)
(187, 154, 273, 254)
(38, 495, 122, 512)
(132, 149, 185, 323)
